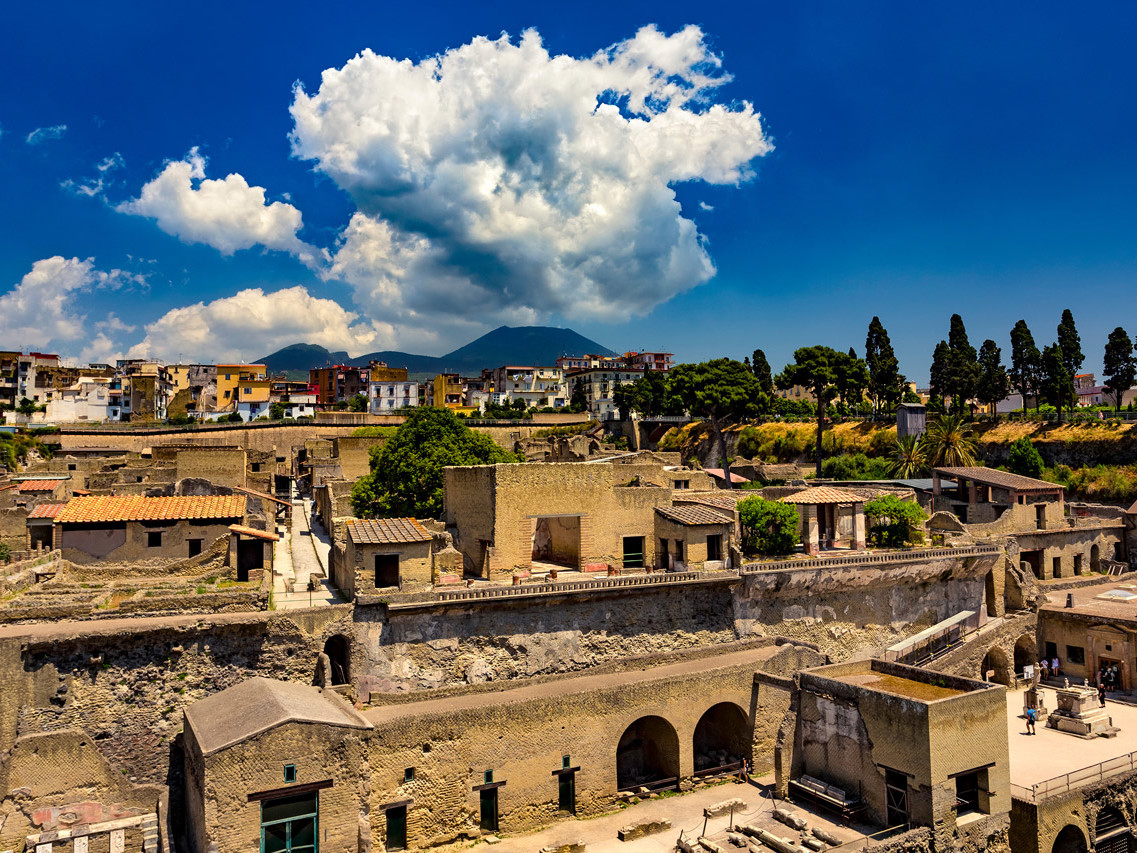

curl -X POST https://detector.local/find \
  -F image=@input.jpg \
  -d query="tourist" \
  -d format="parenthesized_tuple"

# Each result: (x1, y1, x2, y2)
(1052, 657, 1060, 678)
(1099, 682, 1107, 708)
(1112, 664, 1120, 692)
(1026, 706, 1037, 735)
(1040, 659, 1050, 680)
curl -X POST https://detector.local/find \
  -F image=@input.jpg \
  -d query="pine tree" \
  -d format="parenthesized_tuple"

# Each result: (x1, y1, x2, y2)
(929, 341, 950, 409)
(1103, 327, 1136, 413)
(750, 349, 774, 396)
(945, 314, 979, 412)
(1009, 320, 1042, 412)
(1057, 309, 1084, 380)
(1040, 343, 1075, 419)
(865, 316, 901, 415)
(975, 339, 1010, 414)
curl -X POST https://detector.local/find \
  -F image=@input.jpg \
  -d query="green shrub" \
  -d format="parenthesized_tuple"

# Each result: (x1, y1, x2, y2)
(738, 496, 799, 556)
(864, 495, 927, 547)
(1007, 436, 1045, 479)
(819, 453, 892, 481)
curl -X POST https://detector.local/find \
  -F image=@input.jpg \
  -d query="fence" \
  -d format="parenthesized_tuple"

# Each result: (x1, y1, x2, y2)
(741, 544, 1001, 575)
(1011, 750, 1137, 802)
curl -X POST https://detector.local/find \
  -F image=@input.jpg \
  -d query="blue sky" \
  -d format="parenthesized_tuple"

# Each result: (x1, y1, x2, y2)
(2, 2, 1135, 381)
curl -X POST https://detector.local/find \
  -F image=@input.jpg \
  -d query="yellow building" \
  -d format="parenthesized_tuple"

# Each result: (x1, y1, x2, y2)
(431, 373, 466, 411)
(216, 364, 266, 409)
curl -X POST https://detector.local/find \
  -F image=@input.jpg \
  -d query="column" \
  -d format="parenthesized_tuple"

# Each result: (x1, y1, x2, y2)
(853, 503, 866, 550)
(804, 505, 820, 557)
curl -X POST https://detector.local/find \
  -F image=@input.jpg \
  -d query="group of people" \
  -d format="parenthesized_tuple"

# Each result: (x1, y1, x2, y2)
(1039, 657, 1060, 680)
(1098, 663, 1122, 707)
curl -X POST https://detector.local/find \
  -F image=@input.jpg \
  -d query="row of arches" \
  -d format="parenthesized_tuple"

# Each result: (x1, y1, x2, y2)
(1053, 806, 1133, 852)
(616, 703, 748, 791)
(979, 633, 1037, 687)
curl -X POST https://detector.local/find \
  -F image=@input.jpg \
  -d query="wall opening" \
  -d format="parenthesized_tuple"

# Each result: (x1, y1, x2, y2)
(188, 538, 203, 558)
(323, 634, 350, 686)
(622, 536, 645, 569)
(237, 539, 263, 581)
(385, 805, 406, 851)
(479, 788, 498, 832)
(693, 702, 749, 773)
(1014, 634, 1037, 678)
(1095, 806, 1131, 853)
(616, 715, 680, 791)
(981, 646, 1012, 686)
(707, 534, 723, 562)
(984, 569, 998, 617)
(375, 554, 399, 588)
(531, 515, 581, 570)
(27, 524, 52, 550)
(1091, 544, 1101, 573)
(1074, 554, 1083, 575)
(1021, 550, 1043, 579)
(1053, 825, 1087, 853)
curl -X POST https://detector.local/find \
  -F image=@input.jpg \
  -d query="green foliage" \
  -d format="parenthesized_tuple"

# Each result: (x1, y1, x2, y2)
(1010, 319, 1042, 410)
(750, 349, 775, 396)
(738, 496, 799, 556)
(975, 339, 1010, 411)
(532, 422, 593, 438)
(1039, 343, 1075, 416)
(865, 317, 902, 413)
(890, 434, 928, 478)
(864, 495, 927, 547)
(613, 369, 670, 419)
(224, 412, 244, 423)
(350, 407, 519, 519)
(270, 401, 286, 420)
(667, 359, 760, 425)
(1057, 308, 1084, 379)
(16, 397, 38, 416)
(481, 398, 528, 419)
(565, 379, 587, 414)
(0, 541, 9, 562)
(818, 453, 892, 481)
(1046, 464, 1137, 504)
(165, 414, 195, 426)
(922, 413, 978, 467)
(776, 345, 843, 464)
(1006, 436, 1044, 479)
(347, 394, 368, 413)
(1103, 327, 1135, 413)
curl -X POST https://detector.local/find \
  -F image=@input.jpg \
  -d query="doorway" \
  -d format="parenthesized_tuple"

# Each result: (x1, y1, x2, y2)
(374, 554, 399, 588)
(885, 768, 908, 828)
(479, 788, 498, 832)
(385, 805, 406, 851)
(622, 536, 645, 569)
(237, 539, 263, 582)
(558, 774, 576, 814)
(531, 515, 581, 570)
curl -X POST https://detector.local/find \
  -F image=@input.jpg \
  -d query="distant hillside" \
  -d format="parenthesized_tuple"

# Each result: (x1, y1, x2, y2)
(258, 326, 615, 379)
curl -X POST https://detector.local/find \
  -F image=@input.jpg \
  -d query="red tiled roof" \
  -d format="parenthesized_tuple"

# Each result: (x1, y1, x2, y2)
(703, 468, 750, 484)
(17, 480, 62, 492)
(27, 503, 65, 519)
(933, 466, 1061, 492)
(228, 524, 280, 541)
(656, 505, 734, 526)
(781, 486, 864, 505)
(347, 518, 432, 545)
(56, 495, 246, 524)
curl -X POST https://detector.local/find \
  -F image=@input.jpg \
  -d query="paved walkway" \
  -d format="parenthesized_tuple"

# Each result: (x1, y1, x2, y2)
(273, 495, 342, 609)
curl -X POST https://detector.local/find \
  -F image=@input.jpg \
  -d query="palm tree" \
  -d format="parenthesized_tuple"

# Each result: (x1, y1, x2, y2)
(922, 413, 978, 468)
(890, 433, 928, 478)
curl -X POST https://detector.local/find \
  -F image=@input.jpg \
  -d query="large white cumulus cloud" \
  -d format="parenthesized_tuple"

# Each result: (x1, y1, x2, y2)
(127, 286, 388, 362)
(118, 148, 322, 266)
(291, 25, 771, 334)
(0, 257, 142, 360)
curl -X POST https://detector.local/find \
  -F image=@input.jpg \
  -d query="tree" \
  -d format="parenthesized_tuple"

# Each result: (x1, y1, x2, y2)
(565, 379, 587, 414)
(224, 411, 244, 423)
(944, 314, 979, 412)
(738, 495, 799, 556)
(667, 359, 760, 489)
(776, 346, 840, 467)
(350, 407, 518, 519)
(750, 349, 775, 396)
(348, 393, 368, 413)
(270, 401, 286, 420)
(1039, 343, 1075, 418)
(16, 397, 37, 417)
(864, 495, 928, 547)
(890, 434, 928, 478)
(975, 339, 1010, 414)
(865, 316, 901, 415)
(615, 368, 669, 420)
(613, 382, 635, 421)
(922, 413, 978, 467)
(1057, 309, 1084, 380)
(1102, 327, 1136, 413)
(1007, 436, 1045, 479)
(928, 341, 950, 409)
(834, 348, 869, 409)
(1010, 320, 1042, 412)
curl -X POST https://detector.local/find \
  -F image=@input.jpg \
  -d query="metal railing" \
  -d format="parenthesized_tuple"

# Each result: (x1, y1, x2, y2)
(741, 544, 1001, 574)
(1012, 750, 1137, 802)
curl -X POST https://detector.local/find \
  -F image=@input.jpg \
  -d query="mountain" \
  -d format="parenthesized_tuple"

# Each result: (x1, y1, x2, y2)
(258, 326, 615, 379)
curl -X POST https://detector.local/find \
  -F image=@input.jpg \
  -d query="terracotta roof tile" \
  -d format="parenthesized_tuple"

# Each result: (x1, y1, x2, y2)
(27, 503, 65, 519)
(56, 495, 246, 524)
(347, 518, 432, 545)
(933, 466, 1061, 492)
(17, 480, 62, 492)
(780, 486, 864, 505)
(655, 505, 733, 526)
(703, 468, 750, 484)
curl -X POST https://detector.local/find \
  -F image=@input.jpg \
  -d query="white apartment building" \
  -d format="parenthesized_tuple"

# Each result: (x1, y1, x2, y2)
(368, 380, 419, 412)
(488, 365, 566, 408)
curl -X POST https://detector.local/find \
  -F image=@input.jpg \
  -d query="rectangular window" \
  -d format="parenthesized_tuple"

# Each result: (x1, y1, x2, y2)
(675, 539, 685, 563)
(260, 791, 318, 853)
(563, 755, 571, 768)
(375, 554, 399, 588)
(955, 771, 981, 815)
(622, 536, 644, 569)
(1066, 645, 1086, 665)
(147, 531, 162, 548)
(1036, 505, 1046, 530)
(404, 767, 415, 783)
(706, 534, 723, 562)
(483, 769, 494, 784)
(188, 539, 203, 558)
(283, 764, 297, 783)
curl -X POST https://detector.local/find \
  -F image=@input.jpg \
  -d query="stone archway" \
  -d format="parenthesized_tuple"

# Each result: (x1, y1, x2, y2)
(981, 645, 1012, 686)
(1014, 634, 1038, 678)
(1053, 825, 1088, 853)
(693, 702, 749, 772)
(616, 715, 680, 791)
(1094, 807, 1131, 853)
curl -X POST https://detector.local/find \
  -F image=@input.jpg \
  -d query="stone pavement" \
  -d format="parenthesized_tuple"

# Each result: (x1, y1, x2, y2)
(272, 495, 342, 609)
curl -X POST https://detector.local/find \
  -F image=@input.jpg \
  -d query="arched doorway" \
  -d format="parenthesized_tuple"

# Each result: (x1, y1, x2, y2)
(981, 646, 1012, 686)
(323, 635, 350, 686)
(1094, 807, 1131, 853)
(616, 716, 680, 792)
(1091, 545, 1101, 573)
(1053, 825, 1087, 853)
(693, 702, 749, 773)
(1014, 634, 1038, 679)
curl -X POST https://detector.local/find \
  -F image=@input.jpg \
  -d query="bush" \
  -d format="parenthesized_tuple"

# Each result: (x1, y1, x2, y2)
(819, 453, 892, 481)
(738, 496, 799, 556)
(864, 495, 927, 547)
(224, 412, 244, 423)
(1007, 436, 1045, 478)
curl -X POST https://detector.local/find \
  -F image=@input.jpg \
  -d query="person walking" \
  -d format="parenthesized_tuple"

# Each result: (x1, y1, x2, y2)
(1026, 706, 1037, 735)
(1040, 659, 1050, 681)
(1052, 657, 1060, 679)
(1099, 682, 1107, 708)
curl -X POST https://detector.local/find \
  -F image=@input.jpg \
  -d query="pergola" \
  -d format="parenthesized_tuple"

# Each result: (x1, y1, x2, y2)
(780, 486, 866, 556)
